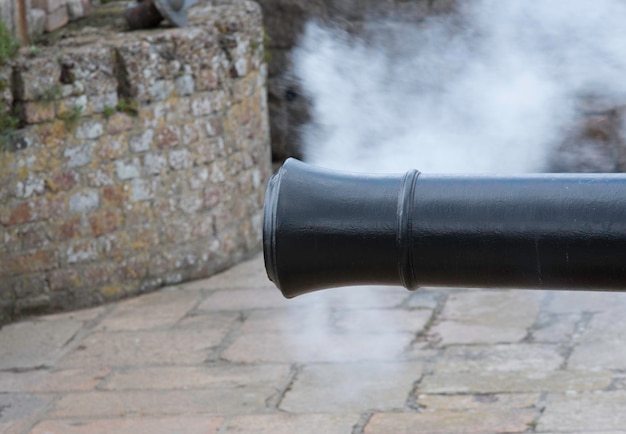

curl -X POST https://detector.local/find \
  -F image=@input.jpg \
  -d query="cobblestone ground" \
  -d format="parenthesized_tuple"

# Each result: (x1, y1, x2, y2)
(2, 254, 626, 433)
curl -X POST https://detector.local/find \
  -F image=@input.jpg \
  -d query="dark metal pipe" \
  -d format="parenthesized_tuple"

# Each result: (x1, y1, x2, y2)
(264, 158, 626, 298)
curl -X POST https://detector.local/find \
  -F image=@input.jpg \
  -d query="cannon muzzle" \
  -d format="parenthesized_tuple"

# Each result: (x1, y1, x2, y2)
(264, 158, 626, 298)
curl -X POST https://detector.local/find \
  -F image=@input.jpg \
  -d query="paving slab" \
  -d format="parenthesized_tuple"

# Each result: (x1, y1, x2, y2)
(280, 362, 424, 413)
(406, 290, 442, 309)
(545, 291, 626, 314)
(221, 413, 359, 434)
(419, 370, 612, 394)
(29, 417, 223, 434)
(95, 289, 202, 331)
(0, 393, 53, 434)
(58, 328, 227, 367)
(49, 388, 276, 418)
(531, 313, 580, 343)
(539, 391, 626, 432)
(222, 332, 415, 363)
(439, 290, 542, 326)
(364, 409, 536, 434)
(417, 393, 539, 410)
(335, 309, 433, 334)
(102, 364, 292, 391)
(432, 290, 541, 345)
(0, 367, 109, 393)
(0, 320, 83, 370)
(436, 344, 564, 372)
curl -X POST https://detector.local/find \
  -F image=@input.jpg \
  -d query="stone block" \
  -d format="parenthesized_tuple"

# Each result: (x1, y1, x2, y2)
(436, 344, 564, 373)
(102, 184, 130, 207)
(149, 79, 175, 101)
(20, 224, 50, 249)
(86, 167, 115, 187)
(88, 209, 122, 237)
(15, 294, 51, 314)
(364, 410, 535, 434)
(69, 190, 99, 213)
(10, 274, 49, 298)
(106, 112, 134, 135)
(49, 388, 273, 418)
(83, 262, 120, 286)
(30, 196, 67, 222)
(59, 47, 116, 96)
(177, 192, 203, 214)
(57, 94, 87, 117)
(189, 168, 209, 191)
(194, 69, 219, 91)
(154, 125, 181, 148)
(64, 143, 93, 168)
(435, 290, 542, 344)
(223, 331, 414, 363)
(96, 289, 201, 331)
(0, 202, 31, 226)
(169, 148, 192, 170)
(201, 188, 219, 211)
(65, 239, 98, 264)
(130, 129, 154, 153)
(0, 319, 83, 370)
(46, 171, 78, 193)
(1, 250, 58, 277)
(417, 393, 539, 411)
(95, 135, 127, 161)
(175, 75, 195, 96)
(75, 119, 104, 140)
(49, 268, 83, 290)
(13, 176, 45, 199)
(222, 414, 358, 434)
(66, 0, 85, 20)
(181, 122, 201, 145)
(545, 290, 626, 314)
(190, 94, 214, 117)
(30, 417, 223, 434)
(31, 0, 64, 13)
(0, 393, 53, 434)
(98, 231, 133, 260)
(0, 367, 109, 393)
(540, 391, 626, 432)
(419, 370, 612, 394)
(45, 5, 69, 32)
(103, 364, 290, 391)
(16, 101, 55, 124)
(13, 56, 61, 101)
(281, 362, 424, 413)
(53, 215, 83, 242)
(59, 328, 229, 368)
(130, 178, 154, 202)
(143, 151, 167, 175)
(115, 158, 141, 180)
(120, 253, 150, 280)
(26, 11, 43, 43)
(335, 309, 432, 334)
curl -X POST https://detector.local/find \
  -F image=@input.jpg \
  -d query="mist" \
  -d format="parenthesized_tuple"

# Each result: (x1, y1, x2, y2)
(292, 0, 626, 174)
(272, 1, 626, 394)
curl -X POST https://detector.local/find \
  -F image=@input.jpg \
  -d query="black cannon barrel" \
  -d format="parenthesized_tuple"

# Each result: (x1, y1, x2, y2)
(264, 158, 626, 298)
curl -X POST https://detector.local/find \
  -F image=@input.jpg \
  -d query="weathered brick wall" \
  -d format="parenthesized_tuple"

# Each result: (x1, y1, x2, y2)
(0, 1, 271, 323)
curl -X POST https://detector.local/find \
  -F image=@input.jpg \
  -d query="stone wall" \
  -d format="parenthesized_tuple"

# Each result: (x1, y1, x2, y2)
(0, 1, 271, 323)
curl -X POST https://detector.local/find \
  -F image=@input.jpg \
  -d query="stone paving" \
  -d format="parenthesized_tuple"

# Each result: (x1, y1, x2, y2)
(2, 253, 626, 433)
